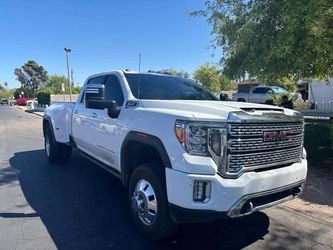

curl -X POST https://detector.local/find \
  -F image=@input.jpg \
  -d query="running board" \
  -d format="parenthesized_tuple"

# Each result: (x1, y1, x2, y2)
(79, 150, 122, 180)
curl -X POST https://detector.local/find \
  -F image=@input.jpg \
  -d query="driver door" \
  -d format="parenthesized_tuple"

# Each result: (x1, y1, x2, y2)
(87, 74, 125, 170)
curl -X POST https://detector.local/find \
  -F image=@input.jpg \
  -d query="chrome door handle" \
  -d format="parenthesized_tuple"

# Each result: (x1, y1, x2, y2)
(91, 113, 97, 118)
(74, 110, 78, 114)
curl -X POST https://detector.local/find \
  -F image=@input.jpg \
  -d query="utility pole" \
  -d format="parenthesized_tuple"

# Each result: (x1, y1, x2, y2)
(64, 48, 72, 102)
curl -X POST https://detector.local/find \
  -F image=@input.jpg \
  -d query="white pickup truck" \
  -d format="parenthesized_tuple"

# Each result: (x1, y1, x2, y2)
(233, 86, 290, 104)
(43, 70, 307, 240)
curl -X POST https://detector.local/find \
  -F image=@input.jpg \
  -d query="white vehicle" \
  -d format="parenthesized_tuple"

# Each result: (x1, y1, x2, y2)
(43, 71, 307, 240)
(26, 98, 38, 108)
(233, 86, 289, 104)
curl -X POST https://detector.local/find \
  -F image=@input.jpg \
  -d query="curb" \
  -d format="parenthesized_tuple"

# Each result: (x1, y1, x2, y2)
(16, 106, 44, 117)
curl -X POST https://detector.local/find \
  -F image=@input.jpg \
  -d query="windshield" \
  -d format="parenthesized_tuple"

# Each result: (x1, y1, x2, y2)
(124, 73, 218, 101)
(272, 86, 289, 94)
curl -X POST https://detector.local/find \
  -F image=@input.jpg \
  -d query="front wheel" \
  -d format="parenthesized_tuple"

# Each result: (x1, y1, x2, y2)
(129, 164, 177, 241)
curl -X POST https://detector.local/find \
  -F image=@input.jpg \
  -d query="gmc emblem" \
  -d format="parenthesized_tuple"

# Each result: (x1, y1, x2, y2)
(263, 130, 291, 142)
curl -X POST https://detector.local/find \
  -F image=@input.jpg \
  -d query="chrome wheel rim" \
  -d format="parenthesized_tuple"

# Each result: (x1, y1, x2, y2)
(131, 179, 158, 225)
(45, 134, 51, 157)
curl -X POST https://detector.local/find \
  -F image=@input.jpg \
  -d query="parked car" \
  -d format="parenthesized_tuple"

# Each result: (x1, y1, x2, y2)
(26, 98, 38, 108)
(43, 71, 307, 240)
(233, 86, 289, 104)
(9, 99, 16, 106)
(1, 99, 9, 105)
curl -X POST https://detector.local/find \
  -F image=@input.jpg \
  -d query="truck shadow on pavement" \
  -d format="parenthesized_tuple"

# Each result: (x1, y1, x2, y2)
(9, 149, 270, 249)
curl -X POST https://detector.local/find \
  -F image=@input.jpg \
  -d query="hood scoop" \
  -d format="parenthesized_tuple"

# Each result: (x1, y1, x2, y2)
(240, 107, 284, 113)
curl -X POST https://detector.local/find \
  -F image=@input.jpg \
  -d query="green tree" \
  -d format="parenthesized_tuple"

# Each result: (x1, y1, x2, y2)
(191, 0, 333, 81)
(48, 75, 68, 94)
(14, 60, 48, 96)
(72, 86, 82, 94)
(0, 83, 14, 99)
(47, 74, 81, 94)
(193, 63, 233, 92)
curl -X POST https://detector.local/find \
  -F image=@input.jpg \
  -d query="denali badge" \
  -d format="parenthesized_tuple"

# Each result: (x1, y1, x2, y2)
(263, 130, 291, 142)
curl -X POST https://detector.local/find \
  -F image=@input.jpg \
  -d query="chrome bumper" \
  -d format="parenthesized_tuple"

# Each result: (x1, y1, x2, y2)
(227, 181, 304, 218)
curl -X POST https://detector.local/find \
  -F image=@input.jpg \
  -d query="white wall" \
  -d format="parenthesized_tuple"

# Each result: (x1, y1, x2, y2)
(309, 78, 333, 111)
(50, 94, 79, 103)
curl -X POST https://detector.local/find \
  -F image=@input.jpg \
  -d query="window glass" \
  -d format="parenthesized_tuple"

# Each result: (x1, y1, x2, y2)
(124, 73, 217, 100)
(105, 75, 124, 106)
(272, 86, 288, 94)
(87, 76, 106, 85)
(253, 87, 270, 93)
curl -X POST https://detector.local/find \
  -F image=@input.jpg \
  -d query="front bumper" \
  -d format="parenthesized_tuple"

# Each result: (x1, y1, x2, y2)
(166, 159, 307, 223)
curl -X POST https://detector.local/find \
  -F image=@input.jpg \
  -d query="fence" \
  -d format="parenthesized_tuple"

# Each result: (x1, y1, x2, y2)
(50, 94, 79, 103)
(314, 101, 333, 112)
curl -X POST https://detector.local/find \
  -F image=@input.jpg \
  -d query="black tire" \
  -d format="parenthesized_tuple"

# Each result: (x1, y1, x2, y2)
(128, 163, 177, 241)
(237, 98, 246, 102)
(44, 126, 72, 163)
(44, 127, 60, 163)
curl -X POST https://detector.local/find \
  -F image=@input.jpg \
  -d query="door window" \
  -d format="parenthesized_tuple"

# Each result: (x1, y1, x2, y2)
(105, 75, 124, 106)
(80, 76, 106, 103)
(253, 87, 270, 94)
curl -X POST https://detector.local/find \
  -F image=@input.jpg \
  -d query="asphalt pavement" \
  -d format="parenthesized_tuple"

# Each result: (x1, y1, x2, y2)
(0, 105, 332, 250)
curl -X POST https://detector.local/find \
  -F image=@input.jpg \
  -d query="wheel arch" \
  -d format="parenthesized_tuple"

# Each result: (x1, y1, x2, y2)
(121, 131, 172, 186)
(43, 116, 56, 143)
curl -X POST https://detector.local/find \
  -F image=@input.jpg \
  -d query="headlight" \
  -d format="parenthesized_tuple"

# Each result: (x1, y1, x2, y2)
(175, 120, 208, 156)
(175, 120, 228, 170)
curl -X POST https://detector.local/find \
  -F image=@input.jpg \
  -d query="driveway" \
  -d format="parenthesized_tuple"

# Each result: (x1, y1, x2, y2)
(0, 105, 332, 249)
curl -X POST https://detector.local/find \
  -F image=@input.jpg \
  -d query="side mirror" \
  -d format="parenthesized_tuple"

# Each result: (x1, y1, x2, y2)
(85, 84, 119, 118)
(267, 90, 273, 94)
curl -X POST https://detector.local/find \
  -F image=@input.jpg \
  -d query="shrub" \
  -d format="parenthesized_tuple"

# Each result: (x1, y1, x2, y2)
(270, 93, 298, 106)
(304, 122, 333, 164)
(15, 97, 32, 106)
(37, 89, 53, 105)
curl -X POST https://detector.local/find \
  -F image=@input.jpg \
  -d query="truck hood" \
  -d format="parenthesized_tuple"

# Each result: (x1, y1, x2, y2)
(140, 100, 298, 121)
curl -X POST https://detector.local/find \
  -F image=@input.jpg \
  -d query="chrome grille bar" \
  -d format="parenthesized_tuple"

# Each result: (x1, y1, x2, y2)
(229, 122, 303, 137)
(228, 134, 303, 153)
(219, 121, 304, 178)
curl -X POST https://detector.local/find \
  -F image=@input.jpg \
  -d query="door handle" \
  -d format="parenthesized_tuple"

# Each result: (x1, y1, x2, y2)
(74, 110, 78, 114)
(91, 112, 97, 118)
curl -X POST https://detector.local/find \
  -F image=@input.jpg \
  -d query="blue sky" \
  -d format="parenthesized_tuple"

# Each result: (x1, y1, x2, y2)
(0, 0, 220, 88)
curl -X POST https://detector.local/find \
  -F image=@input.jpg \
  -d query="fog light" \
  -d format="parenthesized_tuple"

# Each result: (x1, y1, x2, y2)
(193, 180, 211, 203)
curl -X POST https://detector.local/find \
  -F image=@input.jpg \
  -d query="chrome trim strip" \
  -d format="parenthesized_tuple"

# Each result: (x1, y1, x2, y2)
(227, 181, 304, 218)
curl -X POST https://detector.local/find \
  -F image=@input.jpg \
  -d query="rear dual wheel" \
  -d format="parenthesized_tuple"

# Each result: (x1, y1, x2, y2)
(44, 126, 72, 163)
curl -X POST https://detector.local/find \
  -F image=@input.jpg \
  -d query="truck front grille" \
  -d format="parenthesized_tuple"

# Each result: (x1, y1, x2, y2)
(222, 122, 303, 177)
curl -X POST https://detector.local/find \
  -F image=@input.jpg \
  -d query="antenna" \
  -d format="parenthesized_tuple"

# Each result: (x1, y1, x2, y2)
(138, 53, 141, 99)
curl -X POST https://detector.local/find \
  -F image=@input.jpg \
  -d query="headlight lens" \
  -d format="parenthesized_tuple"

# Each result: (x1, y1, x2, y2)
(175, 120, 208, 156)
(175, 120, 228, 163)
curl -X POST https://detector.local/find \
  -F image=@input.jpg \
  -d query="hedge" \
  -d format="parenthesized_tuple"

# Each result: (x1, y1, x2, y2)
(304, 122, 333, 164)
(36, 89, 53, 105)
